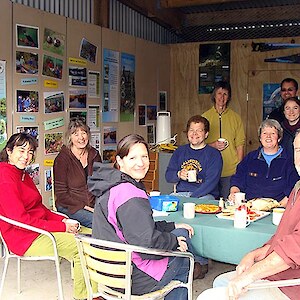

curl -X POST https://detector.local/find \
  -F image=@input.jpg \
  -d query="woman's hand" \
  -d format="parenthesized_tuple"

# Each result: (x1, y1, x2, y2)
(84, 205, 94, 213)
(175, 223, 194, 238)
(177, 236, 188, 252)
(65, 222, 79, 234)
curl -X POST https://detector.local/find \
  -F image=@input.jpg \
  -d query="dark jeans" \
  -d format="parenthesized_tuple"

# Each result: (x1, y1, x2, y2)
(57, 206, 93, 228)
(219, 176, 231, 199)
(149, 228, 207, 299)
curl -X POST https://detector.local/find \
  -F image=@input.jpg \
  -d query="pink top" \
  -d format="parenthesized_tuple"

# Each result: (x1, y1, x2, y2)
(265, 182, 300, 300)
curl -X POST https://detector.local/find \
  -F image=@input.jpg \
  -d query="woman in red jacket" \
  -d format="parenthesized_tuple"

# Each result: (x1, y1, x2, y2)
(0, 133, 100, 300)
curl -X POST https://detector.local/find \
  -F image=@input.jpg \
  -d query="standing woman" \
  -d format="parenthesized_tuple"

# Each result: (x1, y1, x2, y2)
(281, 96, 300, 158)
(202, 81, 245, 199)
(53, 118, 102, 228)
(0, 133, 99, 300)
(89, 134, 207, 299)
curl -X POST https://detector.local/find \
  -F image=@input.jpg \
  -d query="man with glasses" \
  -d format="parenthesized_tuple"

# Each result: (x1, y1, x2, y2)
(165, 115, 222, 201)
(268, 78, 298, 123)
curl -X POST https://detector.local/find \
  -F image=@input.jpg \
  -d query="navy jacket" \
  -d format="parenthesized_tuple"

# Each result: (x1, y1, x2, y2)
(230, 147, 299, 201)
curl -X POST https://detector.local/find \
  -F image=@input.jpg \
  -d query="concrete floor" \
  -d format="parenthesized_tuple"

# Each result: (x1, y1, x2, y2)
(0, 258, 235, 300)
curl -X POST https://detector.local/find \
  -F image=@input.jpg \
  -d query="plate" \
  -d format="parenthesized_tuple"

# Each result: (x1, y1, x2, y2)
(195, 204, 222, 214)
(216, 210, 270, 222)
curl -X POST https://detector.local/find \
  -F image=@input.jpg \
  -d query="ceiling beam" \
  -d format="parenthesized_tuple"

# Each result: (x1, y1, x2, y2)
(160, 0, 248, 8)
(117, 0, 184, 29)
(185, 5, 300, 26)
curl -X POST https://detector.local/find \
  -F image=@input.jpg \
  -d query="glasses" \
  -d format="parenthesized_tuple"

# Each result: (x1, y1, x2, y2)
(188, 129, 204, 134)
(281, 87, 296, 92)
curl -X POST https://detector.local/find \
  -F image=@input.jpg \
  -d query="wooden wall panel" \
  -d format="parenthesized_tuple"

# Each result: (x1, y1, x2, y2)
(170, 37, 300, 151)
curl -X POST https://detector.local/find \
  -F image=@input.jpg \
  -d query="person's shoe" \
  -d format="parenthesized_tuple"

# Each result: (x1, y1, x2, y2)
(193, 262, 208, 280)
(193, 262, 204, 280)
(201, 263, 208, 275)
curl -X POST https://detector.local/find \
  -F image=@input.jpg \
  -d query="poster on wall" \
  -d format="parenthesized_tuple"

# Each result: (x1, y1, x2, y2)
(159, 91, 167, 111)
(88, 71, 100, 98)
(103, 126, 117, 144)
(103, 146, 116, 164)
(199, 43, 230, 94)
(138, 105, 146, 126)
(69, 110, 87, 123)
(88, 105, 100, 131)
(44, 132, 63, 155)
(16, 24, 39, 49)
(120, 53, 136, 122)
(69, 67, 87, 86)
(0, 60, 7, 151)
(16, 126, 39, 144)
(102, 48, 119, 122)
(69, 89, 87, 108)
(44, 91, 64, 113)
(16, 51, 38, 74)
(90, 132, 101, 152)
(42, 54, 63, 79)
(80, 38, 97, 64)
(43, 28, 65, 56)
(16, 90, 39, 112)
(263, 83, 281, 120)
(26, 163, 40, 185)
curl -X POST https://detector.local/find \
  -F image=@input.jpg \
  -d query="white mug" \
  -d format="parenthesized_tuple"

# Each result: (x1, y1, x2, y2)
(149, 191, 161, 197)
(234, 192, 246, 206)
(234, 209, 250, 229)
(272, 208, 285, 226)
(183, 202, 195, 219)
(66, 219, 81, 231)
(187, 170, 197, 182)
(218, 138, 229, 148)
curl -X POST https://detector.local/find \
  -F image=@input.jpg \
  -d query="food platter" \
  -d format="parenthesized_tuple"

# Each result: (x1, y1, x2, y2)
(216, 210, 270, 222)
(195, 204, 222, 214)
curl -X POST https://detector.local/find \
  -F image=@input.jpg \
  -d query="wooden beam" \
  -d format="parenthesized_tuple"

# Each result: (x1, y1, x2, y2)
(185, 5, 300, 26)
(161, 0, 248, 8)
(117, 0, 184, 29)
(93, 0, 109, 28)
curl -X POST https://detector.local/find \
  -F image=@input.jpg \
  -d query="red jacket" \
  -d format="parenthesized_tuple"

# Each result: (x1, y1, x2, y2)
(0, 162, 65, 256)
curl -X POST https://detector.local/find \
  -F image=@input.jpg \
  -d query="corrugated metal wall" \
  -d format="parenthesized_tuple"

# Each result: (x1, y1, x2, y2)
(11, 0, 93, 23)
(109, 0, 179, 44)
(11, 0, 179, 44)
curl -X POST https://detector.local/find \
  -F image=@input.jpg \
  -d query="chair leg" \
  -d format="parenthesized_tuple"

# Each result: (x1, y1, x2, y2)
(0, 256, 9, 297)
(17, 257, 21, 294)
(55, 258, 64, 300)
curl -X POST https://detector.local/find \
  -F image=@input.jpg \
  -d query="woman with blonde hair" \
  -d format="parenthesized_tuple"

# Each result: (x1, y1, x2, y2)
(53, 118, 101, 228)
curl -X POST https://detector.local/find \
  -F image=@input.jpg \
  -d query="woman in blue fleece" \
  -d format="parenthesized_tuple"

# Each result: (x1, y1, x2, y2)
(165, 115, 223, 200)
(229, 119, 299, 207)
(89, 134, 207, 299)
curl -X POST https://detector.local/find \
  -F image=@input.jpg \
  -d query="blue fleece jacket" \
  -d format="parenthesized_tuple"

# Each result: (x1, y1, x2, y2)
(230, 147, 299, 201)
(165, 144, 222, 198)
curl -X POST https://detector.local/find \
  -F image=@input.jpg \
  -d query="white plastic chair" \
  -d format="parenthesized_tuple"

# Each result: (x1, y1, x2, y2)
(75, 234, 194, 300)
(0, 215, 64, 300)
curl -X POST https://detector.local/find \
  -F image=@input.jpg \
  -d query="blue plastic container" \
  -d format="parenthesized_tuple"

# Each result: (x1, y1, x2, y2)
(149, 195, 179, 212)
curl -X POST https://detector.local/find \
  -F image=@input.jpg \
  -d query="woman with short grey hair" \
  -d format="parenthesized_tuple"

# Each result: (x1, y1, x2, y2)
(229, 119, 299, 207)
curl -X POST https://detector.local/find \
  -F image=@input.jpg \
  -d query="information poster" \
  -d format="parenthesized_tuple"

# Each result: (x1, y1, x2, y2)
(263, 83, 281, 120)
(199, 43, 230, 94)
(120, 53, 135, 122)
(102, 49, 119, 122)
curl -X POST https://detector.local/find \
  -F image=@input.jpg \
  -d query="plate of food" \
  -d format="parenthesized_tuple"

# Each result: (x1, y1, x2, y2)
(217, 207, 270, 222)
(246, 198, 280, 211)
(195, 204, 222, 214)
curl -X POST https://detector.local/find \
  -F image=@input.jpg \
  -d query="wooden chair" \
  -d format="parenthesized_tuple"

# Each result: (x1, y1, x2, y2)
(142, 151, 159, 194)
(75, 234, 194, 300)
(0, 215, 64, 299)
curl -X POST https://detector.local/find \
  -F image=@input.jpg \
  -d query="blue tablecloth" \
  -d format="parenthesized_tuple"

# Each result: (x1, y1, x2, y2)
(154, 197, 277, 265)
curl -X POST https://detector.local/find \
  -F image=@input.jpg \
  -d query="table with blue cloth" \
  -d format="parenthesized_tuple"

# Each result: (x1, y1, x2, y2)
(154, 196, 277, 265)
